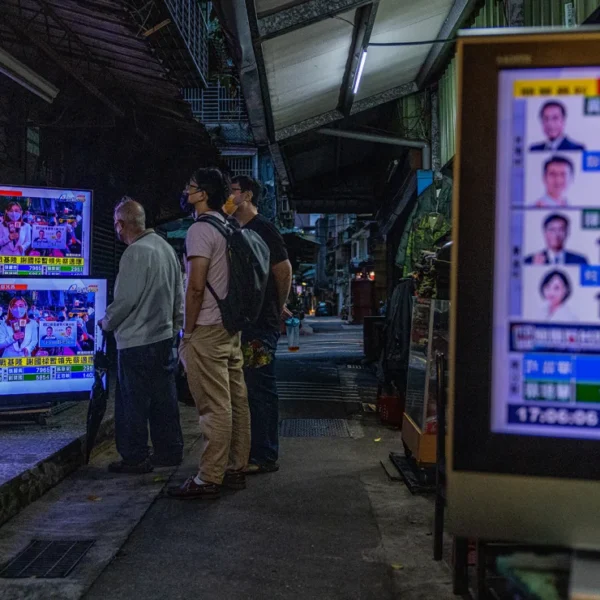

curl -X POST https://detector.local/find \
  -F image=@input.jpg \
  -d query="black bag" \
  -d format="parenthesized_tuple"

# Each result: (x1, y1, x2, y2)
(195, 214, 270, 334)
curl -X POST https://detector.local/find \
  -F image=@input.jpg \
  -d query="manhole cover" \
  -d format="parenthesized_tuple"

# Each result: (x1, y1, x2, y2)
(0, 540, 95, 579)
(279, 419, 352, 438)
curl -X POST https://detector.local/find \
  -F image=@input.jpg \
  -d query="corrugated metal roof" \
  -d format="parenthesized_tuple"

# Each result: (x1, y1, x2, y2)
(247, 0, 457, 139)
(263, 9, 357, 130)
(0, 0, 203, 122)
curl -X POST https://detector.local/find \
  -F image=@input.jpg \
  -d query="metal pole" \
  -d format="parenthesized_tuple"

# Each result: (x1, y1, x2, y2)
(317, 128, 432, 170)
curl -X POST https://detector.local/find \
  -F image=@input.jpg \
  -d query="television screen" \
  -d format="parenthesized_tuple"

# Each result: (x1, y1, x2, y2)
(0, 185, 91, 276)
(492, 67, 600, 440)
(0, 278, 106, 406)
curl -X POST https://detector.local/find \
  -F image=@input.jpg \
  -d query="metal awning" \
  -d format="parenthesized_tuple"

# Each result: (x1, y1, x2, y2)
(216, 0, 480, 213)
(218, 0, 479, 143)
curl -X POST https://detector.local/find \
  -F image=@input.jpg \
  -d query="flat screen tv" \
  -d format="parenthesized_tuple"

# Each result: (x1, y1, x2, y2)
(0, 278, 106, 407)
(449, 27, 600, 549)
(0, 185, 92, 277)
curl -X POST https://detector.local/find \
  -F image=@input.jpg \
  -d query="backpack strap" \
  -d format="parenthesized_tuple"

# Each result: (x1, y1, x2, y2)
(192, 214, 229, 307)
(195, 214, 231, 239)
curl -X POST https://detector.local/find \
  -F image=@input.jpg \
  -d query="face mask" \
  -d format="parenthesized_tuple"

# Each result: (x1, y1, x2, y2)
(7, 211, 21, 222)
(12, 306, 26, 318)
(223, 195, 238, 216)
(180, 192, 193, 214)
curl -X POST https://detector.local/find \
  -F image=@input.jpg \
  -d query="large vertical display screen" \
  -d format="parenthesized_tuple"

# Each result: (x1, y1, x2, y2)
(0, 278, 106, 405)
(493, 67, 600, 439)
(0, 185, 91, 276)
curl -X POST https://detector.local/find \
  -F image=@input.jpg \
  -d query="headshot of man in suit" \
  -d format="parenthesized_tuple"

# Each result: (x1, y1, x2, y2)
(530, 101, 585, 152)
(524, 213, 588, 265)
(535, 156, 574, 208)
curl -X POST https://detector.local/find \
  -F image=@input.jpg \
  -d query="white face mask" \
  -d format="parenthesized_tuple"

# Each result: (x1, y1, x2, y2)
(7, 211, 21, 222)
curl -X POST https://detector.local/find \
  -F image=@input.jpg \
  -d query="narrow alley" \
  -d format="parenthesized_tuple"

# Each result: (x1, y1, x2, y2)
(0, 319, 453, 600)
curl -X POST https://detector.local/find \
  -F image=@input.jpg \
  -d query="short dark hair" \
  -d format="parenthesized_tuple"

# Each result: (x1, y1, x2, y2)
(190, 168, 229, 211)
(543, 213, 569, 229)
(540, 101, 566, 119)
(543, 155, 574, 175)
(540, 270, 571, 302)
(232, 175, 262, 206)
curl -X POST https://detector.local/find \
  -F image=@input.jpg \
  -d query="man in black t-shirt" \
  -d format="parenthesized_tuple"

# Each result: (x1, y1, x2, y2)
(232, 175, 292, 474)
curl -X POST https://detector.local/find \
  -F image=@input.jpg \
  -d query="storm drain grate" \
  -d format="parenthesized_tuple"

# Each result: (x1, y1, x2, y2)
(0, 540, 95, 579)
(279, 418, 352, 438)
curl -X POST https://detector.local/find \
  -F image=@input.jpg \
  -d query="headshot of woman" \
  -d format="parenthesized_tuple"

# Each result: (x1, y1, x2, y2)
(0, 297, 39, 357)
(539, 269, 577, 322)
(0, 201, 32, 256)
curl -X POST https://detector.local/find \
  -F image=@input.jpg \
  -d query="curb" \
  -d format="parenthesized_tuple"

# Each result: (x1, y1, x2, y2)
(0, 416, 115, 529)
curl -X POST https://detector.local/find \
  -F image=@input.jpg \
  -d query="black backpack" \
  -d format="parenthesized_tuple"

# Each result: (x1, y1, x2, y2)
(194, 214, 270, 334)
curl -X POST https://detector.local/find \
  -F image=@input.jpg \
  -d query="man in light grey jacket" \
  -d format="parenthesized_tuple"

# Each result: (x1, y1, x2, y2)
(101, 198, 184, 474)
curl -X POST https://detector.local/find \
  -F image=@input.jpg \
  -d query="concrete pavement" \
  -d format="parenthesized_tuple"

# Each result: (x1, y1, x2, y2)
(0, 320, 454, 599)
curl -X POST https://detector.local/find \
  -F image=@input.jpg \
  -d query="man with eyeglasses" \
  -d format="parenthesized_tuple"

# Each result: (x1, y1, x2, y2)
(229, 175, 292, 475)
(168, 168, 251, 500)
(100, 197, 184, 474)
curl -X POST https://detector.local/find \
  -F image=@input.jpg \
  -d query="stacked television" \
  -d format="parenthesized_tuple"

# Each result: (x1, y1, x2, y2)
(0, 185, 107, 407)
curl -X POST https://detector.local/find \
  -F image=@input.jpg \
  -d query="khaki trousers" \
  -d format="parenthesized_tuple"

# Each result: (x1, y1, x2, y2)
(180, 325, 250, 484)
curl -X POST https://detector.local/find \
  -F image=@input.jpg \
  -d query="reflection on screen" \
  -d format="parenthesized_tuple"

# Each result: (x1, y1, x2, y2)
(0, 186, 91, 276)
(0, 279, 106, 402)
(492, 68, 600, 440)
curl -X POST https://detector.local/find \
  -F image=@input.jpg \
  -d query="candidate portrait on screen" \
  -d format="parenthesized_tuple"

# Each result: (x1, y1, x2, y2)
(535, 156, 574, 208)
(524, 213, 588, 265)
(539, 269, 578, 322)
(529, 100, 585, 152)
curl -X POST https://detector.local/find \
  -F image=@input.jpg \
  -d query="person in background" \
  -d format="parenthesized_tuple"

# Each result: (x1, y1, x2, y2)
(100, 198, 184, 474)
(0, 298, 38, 357)
(530, 101, 585, 152)
(230, 175, 292, 475)
(525, 214, 587, 265)
(169, 167, 250, 499)
(29, 304, 41, 320)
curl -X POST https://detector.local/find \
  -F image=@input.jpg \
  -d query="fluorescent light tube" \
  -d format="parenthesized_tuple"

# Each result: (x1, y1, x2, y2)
(352, 49, 367, 95)
(0, 48, 59, 104)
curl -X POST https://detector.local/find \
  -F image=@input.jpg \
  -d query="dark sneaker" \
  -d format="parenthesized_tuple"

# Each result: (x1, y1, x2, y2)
(167, 476, 220, 500)
(108, 458, 153, 474)
(222, 471, 246, 490)
(243, 462, 280, 475)
(152, 456, 183, 467)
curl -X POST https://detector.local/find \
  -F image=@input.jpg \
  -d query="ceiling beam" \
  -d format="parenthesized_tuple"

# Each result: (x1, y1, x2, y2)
(274, 81, 417, 141)
(269, 143, 291, 187)
(338, 1, 379, 116)
(258, 0, 371, 41)
(0, 9, 126, 118)
(416, 0, 481, 89)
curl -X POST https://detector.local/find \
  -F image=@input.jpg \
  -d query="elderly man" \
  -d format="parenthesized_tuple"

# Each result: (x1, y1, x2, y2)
(101, 198, 184, 474)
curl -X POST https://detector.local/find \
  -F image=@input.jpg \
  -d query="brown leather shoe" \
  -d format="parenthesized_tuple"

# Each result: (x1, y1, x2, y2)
(167, 476, 220, 499)
(222, 471, 246, 490)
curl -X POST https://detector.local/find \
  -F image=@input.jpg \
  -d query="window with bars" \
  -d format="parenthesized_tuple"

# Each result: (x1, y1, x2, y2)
(224, 155, 255, 178)
(183, 81, 248, 122)
(164, 0, 210, 82)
